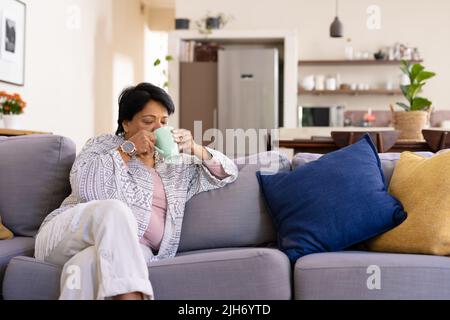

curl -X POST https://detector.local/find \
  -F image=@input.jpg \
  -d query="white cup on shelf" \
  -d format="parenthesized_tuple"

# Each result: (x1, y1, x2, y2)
(386, 81, 394, 90)
(326, 78, 337, 91)
(301, 75, 315, 91)
(400, 74, 410, 86)
(315, 75, 325, 91)
(345, 46, 354, 60)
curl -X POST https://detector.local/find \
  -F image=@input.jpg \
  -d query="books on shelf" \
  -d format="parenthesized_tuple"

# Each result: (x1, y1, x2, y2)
(180, 40, 196, 62)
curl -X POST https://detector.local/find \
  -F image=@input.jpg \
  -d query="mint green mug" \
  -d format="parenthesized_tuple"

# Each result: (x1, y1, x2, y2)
(154, 126, 180, 161)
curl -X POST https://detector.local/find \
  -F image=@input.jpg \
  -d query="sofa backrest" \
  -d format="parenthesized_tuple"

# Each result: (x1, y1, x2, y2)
(292, 151, 435, 186)
(178, 151, 291, 252)
(0, 135, 76, 237)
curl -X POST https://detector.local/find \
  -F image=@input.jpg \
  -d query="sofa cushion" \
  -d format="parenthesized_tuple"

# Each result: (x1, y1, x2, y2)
(294, 251, 450, 300)
(257, 135, 407, 263)
(2, 256, 60, 300)
(0, 237, 35, 296)
(179, 152, 291, 252)
(0, 135, 76, 236)
(0, 217, 13, 240)
(149, 248, 291, 300)
(367, 151, 450, 255)
(3, 248, 291, 300)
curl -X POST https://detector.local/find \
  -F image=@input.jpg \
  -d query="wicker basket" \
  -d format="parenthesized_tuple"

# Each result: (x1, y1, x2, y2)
(390, 105, 432, 140)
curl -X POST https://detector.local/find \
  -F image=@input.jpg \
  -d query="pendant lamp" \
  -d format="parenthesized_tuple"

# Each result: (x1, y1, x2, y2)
(330, 0, 343, 38)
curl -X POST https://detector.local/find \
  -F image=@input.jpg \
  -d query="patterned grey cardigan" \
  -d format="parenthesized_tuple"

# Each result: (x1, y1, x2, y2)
(39, 134, 238, 262)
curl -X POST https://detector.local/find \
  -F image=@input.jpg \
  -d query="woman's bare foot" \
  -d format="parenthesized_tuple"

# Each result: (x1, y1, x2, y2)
(113, 292, 144, 300)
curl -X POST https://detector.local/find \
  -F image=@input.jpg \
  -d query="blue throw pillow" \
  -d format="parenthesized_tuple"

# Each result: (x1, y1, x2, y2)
(256, 134, 407, 263)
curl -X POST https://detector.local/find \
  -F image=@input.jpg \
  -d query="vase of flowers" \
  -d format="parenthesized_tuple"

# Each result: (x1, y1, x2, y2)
(0, 91, 27, 130)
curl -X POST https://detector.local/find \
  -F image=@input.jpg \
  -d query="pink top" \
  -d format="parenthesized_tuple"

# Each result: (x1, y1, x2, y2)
(139, 159, 230, 253)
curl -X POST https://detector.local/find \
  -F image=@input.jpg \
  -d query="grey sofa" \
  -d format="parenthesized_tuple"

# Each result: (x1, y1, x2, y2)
(0, 134, 292, 300)
(291, 152, 450, 300)
(1, 134, 450, 300)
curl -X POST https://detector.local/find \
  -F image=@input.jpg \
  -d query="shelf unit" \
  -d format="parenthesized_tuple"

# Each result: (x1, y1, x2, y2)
(298, 59, 423, 66)
(299, 88, 402, 96)
(298, 59, 422, 98)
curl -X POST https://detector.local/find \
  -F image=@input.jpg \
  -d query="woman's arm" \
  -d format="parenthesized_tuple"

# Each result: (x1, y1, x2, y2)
(118, 147, 132, 164)
(171, 129, 239, 200)
(70, 135, 132, 202)
(191, 143, 213, 161)
(185, 146, 238, 201)
(189, 143, 229, 179)
(202, 157, 231, 180)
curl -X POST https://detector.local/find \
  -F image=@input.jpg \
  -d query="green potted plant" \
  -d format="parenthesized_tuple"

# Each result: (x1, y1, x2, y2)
(195, 12, 234, 35)
(153, 55, 173, 89)
(391, 60, 436, 140)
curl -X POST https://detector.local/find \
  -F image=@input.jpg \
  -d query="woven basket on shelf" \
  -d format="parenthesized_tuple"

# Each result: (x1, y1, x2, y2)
(390, 105, 432, 140)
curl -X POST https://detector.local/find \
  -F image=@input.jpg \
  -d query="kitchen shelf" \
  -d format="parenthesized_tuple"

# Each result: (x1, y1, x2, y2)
(298, 88, 403, 96)
(298, 59, 423, 66)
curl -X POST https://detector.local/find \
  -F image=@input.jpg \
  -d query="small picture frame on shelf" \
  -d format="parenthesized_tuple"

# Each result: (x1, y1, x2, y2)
(0, 0, 26, 86)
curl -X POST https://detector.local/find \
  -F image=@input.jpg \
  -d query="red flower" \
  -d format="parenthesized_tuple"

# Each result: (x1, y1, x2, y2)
(0, 91, 26, 114)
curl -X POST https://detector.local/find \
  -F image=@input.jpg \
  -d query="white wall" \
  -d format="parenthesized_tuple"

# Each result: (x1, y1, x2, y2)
(0, 0, 146, 151)
(2, 0, 447, 149)
(176, 0, 450, 112)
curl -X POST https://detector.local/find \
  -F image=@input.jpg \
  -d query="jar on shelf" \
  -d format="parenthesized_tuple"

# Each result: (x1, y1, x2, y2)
(325, 77, 337, 91)
(413, 48, 421, 61)
(315, 75, 325, 90)
(301, 75, 315, 91)
(345, 38, 354, 60)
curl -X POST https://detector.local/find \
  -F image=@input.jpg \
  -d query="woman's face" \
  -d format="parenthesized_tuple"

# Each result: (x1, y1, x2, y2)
(123, 100, 169, 139)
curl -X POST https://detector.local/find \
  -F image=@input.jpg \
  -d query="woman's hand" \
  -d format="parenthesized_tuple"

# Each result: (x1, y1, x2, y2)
(172, 129, 212, 161)
(172, 129, 195, 154)
(128, 130, 156, 157)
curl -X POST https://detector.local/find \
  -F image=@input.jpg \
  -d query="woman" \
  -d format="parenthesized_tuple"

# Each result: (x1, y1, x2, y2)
(34, 83, 239, 300)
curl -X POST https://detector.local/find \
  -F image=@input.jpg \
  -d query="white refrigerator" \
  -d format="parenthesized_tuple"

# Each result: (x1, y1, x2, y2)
(218, 48, 279, 157)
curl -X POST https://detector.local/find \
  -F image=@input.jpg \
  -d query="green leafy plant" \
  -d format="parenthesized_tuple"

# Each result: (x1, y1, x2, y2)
(396, 60, 436, 111)
(153, 55, 173, 89)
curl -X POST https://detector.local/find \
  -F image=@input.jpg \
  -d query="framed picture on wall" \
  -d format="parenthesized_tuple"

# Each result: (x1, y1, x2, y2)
(0, 0, 25, 86)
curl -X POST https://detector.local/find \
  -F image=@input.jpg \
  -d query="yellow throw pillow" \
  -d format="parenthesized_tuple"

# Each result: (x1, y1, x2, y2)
(0, 216, 14, 240)
(366, 151, 450, 255)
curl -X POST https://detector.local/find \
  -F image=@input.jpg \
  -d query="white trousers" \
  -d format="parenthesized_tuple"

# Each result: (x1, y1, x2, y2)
(34, 199, 154, 300)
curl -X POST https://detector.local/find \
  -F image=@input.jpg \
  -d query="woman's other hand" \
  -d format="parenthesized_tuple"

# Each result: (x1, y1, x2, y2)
(172, 129, 195, 154)
(173, 129, 212, 161)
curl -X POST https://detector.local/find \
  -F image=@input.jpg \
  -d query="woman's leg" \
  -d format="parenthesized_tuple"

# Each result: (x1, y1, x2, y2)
(59, 246, 97, 300)
(35, 199, 154, 300)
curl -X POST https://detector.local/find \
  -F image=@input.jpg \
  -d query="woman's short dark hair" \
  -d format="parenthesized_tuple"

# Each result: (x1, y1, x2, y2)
(115, 82, 175, 135)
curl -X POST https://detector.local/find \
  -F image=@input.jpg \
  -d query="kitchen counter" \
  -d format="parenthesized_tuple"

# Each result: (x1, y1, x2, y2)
(272, 127, 442, 158)
(278, 127, 396, 140)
